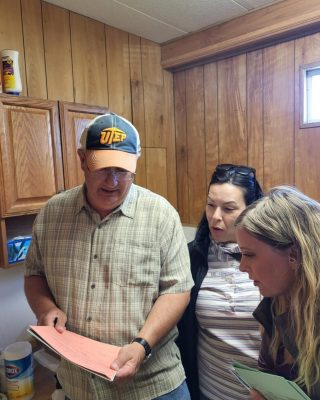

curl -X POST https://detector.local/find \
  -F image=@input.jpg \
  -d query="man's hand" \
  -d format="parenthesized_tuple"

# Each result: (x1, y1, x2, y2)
(25, 275, 67, 332)
(110, 342, 146, 382)
(37, 307, 67, 333)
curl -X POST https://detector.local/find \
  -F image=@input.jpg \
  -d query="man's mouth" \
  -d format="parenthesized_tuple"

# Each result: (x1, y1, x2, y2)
(100, 187, 117, 193)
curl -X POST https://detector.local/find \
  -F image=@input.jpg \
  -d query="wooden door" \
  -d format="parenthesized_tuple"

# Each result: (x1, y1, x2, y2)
(59, 102, 108, 189)
(0, 94, 64, 216)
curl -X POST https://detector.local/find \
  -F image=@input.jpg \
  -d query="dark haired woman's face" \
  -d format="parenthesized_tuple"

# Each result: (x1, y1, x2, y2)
(206, 183, 246, 243)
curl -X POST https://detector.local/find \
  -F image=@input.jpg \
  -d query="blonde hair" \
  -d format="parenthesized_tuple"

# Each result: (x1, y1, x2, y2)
(235, 186, 320, 393)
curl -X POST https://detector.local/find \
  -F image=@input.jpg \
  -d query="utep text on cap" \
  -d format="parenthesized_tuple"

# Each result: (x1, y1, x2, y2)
(80, 112, 141, 173)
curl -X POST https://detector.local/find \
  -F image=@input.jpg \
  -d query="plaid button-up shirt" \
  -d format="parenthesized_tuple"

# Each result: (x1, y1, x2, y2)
(25, 184, 193, 400)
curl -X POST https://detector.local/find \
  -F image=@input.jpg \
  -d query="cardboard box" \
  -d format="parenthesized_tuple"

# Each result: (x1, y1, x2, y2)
(7, 236, 32, 264)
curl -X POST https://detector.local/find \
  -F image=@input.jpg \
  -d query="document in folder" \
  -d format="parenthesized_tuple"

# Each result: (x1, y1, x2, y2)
(231, 362, 311, 400)
(28, 325, 120, 381)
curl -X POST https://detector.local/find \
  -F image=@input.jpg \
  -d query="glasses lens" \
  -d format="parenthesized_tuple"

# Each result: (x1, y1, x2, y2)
(93, 168, 134, 181)
(216, 164, 234, 172)
(234, 166, 255, 176)
(215, 164, 255, 178)
(115, 170, 134, 181)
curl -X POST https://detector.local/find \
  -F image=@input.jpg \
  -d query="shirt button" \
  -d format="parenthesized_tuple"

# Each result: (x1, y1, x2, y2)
(91, 374, 95, 379)
(94, 254, 98, 259)
(91, 284, 96, 289)
(87, 316, 92, 322)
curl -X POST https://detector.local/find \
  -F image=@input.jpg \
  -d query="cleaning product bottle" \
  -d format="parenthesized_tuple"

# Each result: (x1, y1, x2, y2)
(1, 50, 22, 95)
(4, 341, 34, 400)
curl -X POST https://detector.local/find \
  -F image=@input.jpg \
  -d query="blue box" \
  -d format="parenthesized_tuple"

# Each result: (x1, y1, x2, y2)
(7, 236, 32, 264)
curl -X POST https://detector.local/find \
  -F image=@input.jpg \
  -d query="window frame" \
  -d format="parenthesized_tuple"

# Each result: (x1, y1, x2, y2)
(300, 61, 320, 129)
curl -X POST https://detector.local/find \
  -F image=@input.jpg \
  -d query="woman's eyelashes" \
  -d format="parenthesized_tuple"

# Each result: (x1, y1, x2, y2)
(207, 203, 237, 213)
(241, 252, 254, 258)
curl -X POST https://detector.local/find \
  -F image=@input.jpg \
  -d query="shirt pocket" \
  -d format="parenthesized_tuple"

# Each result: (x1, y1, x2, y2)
(108, 239, 161, 288)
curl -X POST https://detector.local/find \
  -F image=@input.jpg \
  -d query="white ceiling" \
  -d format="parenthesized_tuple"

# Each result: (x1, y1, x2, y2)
(44, 0, 284, 44)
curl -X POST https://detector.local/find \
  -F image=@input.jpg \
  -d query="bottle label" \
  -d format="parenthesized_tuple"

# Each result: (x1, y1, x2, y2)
(2, 56, 17, 91)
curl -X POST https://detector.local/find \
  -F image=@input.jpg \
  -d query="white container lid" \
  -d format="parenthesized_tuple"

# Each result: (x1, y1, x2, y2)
(4, 341, 32, 361)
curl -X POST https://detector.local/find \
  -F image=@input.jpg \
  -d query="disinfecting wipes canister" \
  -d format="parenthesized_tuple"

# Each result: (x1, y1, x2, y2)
(0, 50, 22, 95)
(4, 342, 34, 400)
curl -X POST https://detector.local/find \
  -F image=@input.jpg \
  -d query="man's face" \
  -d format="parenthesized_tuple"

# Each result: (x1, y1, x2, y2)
(78, 150, 134, 218)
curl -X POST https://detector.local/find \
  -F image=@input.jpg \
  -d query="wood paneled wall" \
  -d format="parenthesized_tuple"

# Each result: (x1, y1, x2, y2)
(1, 0, 320, 226)
(174, 32, 320, 224)
(162, 0, 320, 70)
(0, 0, 177, 208)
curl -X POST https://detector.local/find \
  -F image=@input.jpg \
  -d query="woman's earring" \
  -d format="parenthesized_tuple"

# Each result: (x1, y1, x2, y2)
(289, 257, 295, 263)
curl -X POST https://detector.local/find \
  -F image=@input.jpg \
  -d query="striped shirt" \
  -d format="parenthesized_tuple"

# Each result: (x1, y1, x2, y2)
(196, 240, 261, 400)
(25, 184, 193, 400)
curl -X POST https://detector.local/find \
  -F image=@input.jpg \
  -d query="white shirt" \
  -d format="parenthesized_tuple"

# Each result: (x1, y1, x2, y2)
(196, 240, 261, 400)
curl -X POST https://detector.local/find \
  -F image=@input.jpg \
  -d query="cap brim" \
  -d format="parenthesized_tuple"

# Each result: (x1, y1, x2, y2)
(86, 150, 138, 173)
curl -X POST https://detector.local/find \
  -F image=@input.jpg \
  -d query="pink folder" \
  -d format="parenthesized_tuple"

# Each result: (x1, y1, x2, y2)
(28, 325, 120, 381)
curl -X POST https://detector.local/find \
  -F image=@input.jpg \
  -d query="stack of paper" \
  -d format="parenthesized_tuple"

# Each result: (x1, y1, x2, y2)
(231, 361, 311, 400)
(28, 326, 120, 381)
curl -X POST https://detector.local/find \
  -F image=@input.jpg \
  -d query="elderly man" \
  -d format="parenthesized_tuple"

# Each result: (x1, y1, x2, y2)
(24, 112, 193, 400)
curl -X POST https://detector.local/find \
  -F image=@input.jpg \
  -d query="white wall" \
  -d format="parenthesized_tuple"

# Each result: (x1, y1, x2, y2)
(0, 265, 36, 351)
(0, 226, 196, 352)
(182, 225, 197, 243)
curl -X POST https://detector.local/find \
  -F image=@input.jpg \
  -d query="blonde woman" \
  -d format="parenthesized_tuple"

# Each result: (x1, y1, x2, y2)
(235, 186, 320, 400)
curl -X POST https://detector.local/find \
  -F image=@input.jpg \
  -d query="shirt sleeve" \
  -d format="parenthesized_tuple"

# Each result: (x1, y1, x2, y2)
(158, 205, 194, 295)
(24, 210, 46, 277)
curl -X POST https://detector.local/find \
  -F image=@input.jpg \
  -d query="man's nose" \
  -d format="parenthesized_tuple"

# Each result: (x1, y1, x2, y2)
(104, 170, 118, 185)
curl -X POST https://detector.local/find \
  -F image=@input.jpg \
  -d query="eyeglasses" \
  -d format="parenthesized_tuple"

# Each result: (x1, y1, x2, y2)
(92, 167, 135, 182)
(214, 164, 256, 179)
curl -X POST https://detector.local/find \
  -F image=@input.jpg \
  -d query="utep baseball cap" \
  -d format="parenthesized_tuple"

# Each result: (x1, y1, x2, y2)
(80, 113, 141, 173)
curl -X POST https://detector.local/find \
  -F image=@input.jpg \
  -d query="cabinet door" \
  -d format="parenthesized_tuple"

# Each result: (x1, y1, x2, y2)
(0, 95, 64, 216)
(59, 101, 108, 189)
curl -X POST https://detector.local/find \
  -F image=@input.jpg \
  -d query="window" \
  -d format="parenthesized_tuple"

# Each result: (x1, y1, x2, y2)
(300, 62, 320, 128)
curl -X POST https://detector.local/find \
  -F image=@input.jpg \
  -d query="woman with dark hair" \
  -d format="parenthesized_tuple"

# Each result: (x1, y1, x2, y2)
(177, 164, 263, 400)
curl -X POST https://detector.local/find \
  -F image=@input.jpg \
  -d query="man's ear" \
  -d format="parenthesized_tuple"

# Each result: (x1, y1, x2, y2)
(77, 149, 86, 171)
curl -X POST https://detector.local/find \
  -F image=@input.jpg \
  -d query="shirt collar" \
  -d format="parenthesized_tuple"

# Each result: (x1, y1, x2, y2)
(74, 185, 88, 215)
(117, 184, 137, 219)
(74, 183, 137, 219)
(210, 238, 241, 256)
